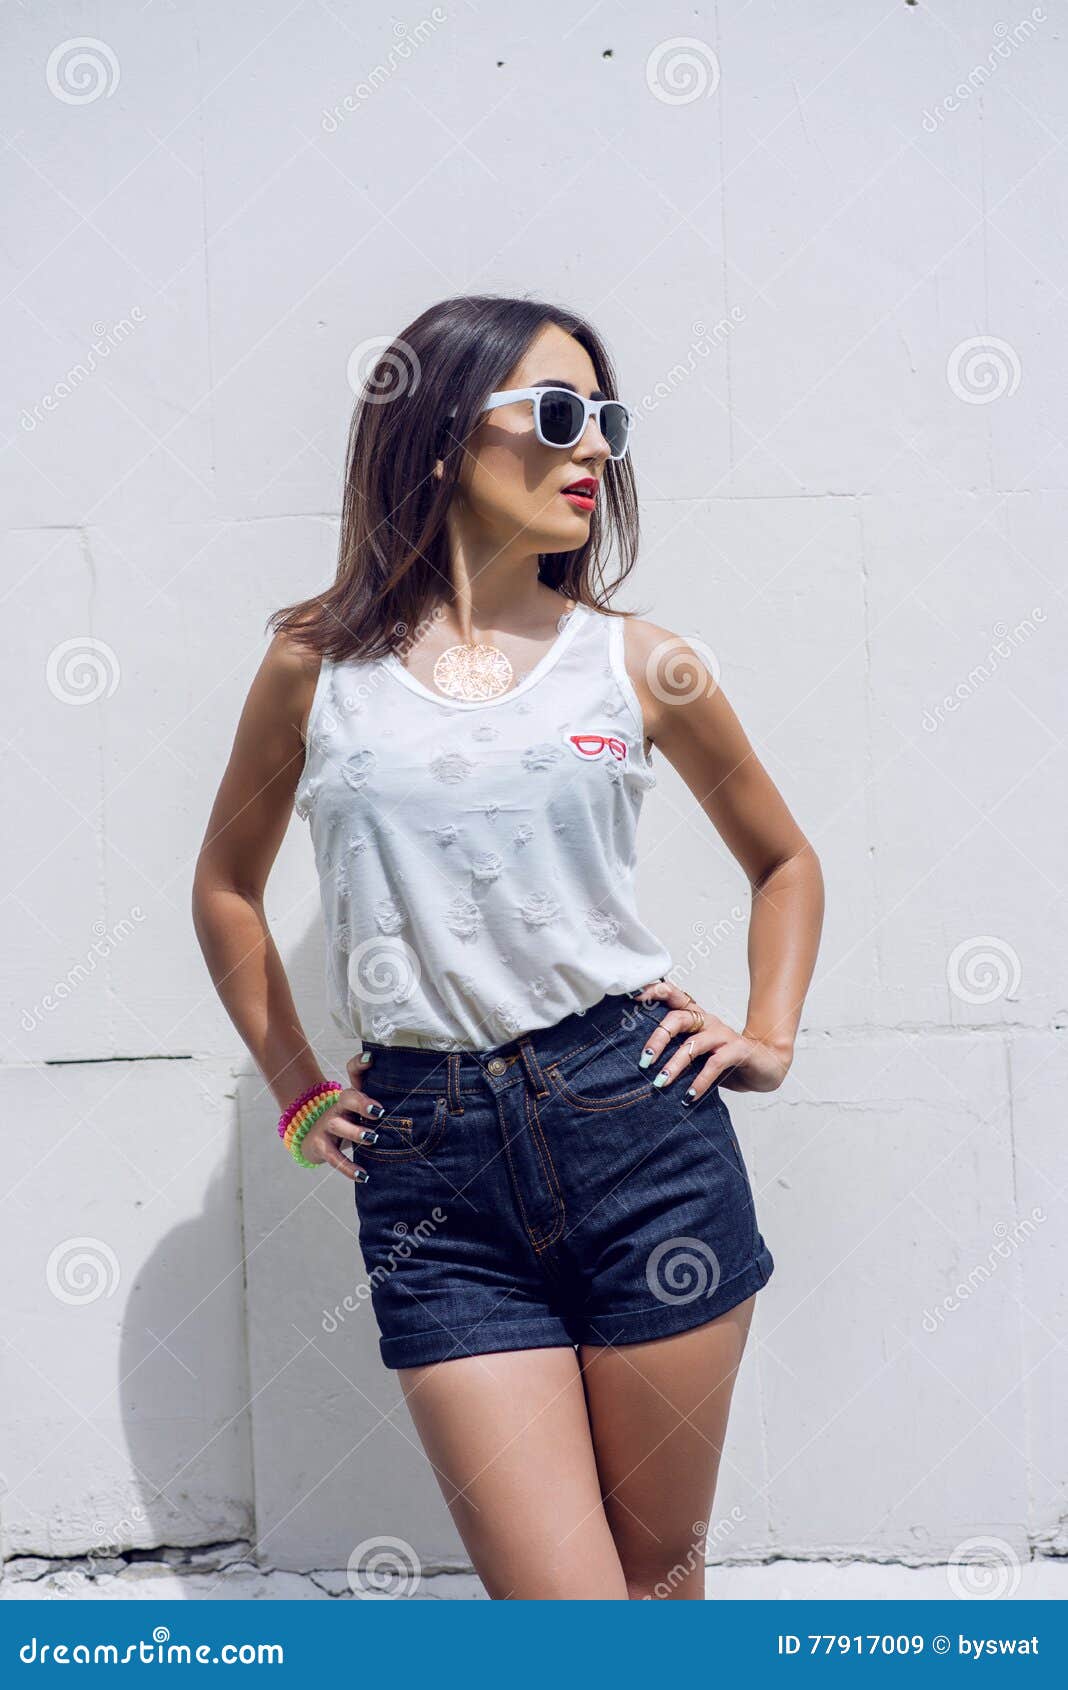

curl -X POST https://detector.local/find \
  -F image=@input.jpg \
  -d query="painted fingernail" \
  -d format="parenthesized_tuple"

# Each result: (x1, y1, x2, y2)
(683, 1088, 697, 1105)
(356, 1051, 372, 1066)
(360, 1128, 379, 1144)
(354, 1168, 369, 1183)
(638, 1049, 655, 1069)
(368, 1103, 384, 1119)
(653, 1071, 671, 1088)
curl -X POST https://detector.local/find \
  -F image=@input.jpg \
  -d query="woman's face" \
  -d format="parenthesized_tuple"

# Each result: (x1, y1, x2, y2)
(447, 323, 615, 555)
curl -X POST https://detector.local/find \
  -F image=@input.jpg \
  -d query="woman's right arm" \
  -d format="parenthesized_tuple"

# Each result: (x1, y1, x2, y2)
(190, 631, 382, 1178)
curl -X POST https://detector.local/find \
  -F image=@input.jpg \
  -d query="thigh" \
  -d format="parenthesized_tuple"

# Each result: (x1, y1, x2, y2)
(579, 1296, 756, 1600)
(399, 1345, 629, 1600)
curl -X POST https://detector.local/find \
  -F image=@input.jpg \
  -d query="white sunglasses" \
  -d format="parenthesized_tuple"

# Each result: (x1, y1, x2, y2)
(484, 386, 633, 458)
(445, 386, 633, 459)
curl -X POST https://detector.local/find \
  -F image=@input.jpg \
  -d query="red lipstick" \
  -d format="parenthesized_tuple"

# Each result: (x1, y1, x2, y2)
(561, 476, 599, 512)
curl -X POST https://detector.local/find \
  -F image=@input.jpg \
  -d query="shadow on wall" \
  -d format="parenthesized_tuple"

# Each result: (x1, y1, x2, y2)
(228, 938, 466, 1576)
(6, 923, 463, 1587)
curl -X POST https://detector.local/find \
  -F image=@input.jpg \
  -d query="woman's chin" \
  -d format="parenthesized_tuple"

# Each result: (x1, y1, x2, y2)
(532, 510, 593, 550)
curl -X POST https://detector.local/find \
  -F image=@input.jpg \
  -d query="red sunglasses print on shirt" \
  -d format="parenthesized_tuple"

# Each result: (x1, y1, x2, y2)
(567, 731, 629, 764)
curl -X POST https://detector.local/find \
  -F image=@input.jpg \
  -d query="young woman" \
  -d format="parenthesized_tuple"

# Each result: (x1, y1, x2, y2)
(192, 294, 823, 1601)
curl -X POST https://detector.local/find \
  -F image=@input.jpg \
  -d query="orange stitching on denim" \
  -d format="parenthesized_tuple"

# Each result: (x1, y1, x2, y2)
(518, 1035, 550, 1098)
(545, 1065, 652, 1113)
(356, 1098, 447, 1160)
(369, 1081, 443, 1096)
(524, 1087, 565, 1248)
(496, 1086, 561, 1252)
(492, 1092, 546, 1246)
(446, 1053, 465, 1115)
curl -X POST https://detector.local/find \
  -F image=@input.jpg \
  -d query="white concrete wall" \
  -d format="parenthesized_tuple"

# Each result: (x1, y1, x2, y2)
(3, 0, 1065, 1582)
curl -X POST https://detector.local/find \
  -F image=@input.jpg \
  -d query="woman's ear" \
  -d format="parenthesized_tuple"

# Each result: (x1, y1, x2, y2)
(433, 414, 456, 474)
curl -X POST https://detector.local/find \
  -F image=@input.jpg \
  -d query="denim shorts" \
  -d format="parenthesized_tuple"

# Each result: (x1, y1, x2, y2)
(351, 990, 775, 1369)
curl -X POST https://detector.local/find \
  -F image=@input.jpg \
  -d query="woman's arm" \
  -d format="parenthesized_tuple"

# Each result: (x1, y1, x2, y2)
(623, 617, 824, 1095)
(191, 630, 327, 1111)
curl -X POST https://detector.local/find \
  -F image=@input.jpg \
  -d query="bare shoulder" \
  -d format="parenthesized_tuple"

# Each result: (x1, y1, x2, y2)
(250, 622, 323, 746)
(617, 613, 692, 670)
(617, 613, 717, 738)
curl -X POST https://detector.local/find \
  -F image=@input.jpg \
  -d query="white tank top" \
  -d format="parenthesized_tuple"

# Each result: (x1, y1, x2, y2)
(293, 602, 673, 1050)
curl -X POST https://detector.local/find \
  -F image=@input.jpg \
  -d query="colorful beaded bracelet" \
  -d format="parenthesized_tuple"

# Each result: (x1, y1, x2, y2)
(284, 1088, 342, 1168)
(282, 1086, 340, 1149)
(277, 1078, 341, 1140)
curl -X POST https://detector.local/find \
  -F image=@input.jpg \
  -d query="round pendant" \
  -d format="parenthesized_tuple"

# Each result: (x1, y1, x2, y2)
(433, 642, 514, 701)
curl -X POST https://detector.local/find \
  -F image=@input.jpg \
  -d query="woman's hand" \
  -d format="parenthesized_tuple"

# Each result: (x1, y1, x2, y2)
(294, 1052, 384, 1179)
(632, 980, 792, 1101)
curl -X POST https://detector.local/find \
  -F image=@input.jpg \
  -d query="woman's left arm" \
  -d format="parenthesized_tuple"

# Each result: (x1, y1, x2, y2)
(624, 617, 825, 1098)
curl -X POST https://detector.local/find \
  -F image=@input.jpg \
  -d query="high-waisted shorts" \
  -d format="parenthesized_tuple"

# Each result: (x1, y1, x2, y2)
(350, 989, 775, 1369)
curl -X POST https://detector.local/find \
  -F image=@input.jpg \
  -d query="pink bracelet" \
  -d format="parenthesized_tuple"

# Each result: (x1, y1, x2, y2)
(277, 1079, 342, 1139)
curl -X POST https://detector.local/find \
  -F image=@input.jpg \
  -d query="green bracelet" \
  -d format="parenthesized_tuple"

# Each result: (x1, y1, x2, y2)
(288, 1089, 340, 1168)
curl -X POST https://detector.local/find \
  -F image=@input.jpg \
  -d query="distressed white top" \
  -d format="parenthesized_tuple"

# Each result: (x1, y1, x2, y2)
(293, 602, 672, 1051)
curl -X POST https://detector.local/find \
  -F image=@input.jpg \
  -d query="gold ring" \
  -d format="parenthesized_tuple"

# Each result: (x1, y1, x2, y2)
(686, 1038, 696, 1059)
(686, 1005, 705, 1033)
(680, 990, 695, 1007)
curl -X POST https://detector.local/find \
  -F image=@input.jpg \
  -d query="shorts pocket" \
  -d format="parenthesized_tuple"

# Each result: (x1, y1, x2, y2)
(544, 1034, 653, 1114)
(351, 1093, 447, 1160)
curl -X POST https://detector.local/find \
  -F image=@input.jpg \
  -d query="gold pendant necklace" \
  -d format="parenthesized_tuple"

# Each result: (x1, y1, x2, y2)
(432, 641, 514, 701)
(429, 604, 575, 702)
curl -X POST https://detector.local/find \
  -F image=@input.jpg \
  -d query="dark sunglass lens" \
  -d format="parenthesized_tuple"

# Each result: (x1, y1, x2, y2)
(601, 402, 630, 456)
(538, 390, 585, 446)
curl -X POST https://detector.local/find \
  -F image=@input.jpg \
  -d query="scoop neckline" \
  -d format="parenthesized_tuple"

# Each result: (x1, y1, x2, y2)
(383, 601, 590, 711)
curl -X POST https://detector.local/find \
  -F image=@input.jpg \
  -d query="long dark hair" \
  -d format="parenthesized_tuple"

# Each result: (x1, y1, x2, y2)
(267, 294, 640, 661)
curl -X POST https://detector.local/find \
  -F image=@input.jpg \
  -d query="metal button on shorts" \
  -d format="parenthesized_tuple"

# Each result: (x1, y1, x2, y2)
(486, 1056, 508, 1075)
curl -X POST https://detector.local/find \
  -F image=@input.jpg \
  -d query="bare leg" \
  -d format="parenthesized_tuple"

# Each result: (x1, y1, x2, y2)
(577, 1296, 756, 1599)
(398, 1345, 629, 1600)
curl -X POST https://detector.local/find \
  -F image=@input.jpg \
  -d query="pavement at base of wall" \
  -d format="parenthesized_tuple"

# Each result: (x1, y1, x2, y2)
(2, 1551, 1066, 1601)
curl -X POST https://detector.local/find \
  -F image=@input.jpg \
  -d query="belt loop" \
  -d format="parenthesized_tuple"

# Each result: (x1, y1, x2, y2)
(446, 1052, 464, 1115)
(518, 1035, 550, 1099)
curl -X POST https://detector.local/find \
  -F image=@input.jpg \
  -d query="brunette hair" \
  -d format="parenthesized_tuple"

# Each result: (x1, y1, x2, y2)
(267, 294, 640, 661)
